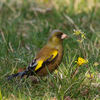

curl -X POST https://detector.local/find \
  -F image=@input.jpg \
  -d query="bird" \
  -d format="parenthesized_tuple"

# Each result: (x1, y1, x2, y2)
(6, 29, 68, 80)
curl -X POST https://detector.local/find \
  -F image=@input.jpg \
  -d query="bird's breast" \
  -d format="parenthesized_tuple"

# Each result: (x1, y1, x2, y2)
(36, 49, 63, 76)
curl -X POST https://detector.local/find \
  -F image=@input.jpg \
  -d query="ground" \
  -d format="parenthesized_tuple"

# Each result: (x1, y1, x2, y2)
(0, 0, 100, 99)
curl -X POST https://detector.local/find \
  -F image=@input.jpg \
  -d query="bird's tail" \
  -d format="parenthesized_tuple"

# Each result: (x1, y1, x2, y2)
(6, 71, 28, 80)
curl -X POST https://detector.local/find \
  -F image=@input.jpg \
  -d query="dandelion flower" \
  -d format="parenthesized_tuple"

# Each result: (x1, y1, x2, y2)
(75, 57, 86, 66)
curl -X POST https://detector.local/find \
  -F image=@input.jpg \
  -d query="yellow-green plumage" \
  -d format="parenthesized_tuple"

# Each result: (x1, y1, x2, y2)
(6, 29, 68, 80)
(34, 49, 58, 71)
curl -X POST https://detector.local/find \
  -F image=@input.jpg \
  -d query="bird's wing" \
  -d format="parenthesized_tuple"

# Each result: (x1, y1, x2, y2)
(27, 47, 58, 72)
(34, 49, 58, 71)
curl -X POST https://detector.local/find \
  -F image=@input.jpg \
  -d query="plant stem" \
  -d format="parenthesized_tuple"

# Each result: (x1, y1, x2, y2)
(72, 65, 80, 78)
(81, 42, 92, 79)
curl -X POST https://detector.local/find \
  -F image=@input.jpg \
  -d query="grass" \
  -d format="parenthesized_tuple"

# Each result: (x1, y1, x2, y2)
(0, 0, 100, 99)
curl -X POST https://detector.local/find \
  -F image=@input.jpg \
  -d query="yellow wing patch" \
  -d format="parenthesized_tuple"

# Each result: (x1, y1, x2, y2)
(48, 50, 58, 61)
(34, 60, 43, 71)
(34, 50, 58, 71)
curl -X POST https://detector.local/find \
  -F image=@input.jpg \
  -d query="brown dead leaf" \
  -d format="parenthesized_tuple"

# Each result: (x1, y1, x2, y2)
(50, 97, 57, 100)
(17, 67, 26, 78)
(17, 67, 26, 73)
(32, 7, 52, 13)
(29, 76, 40, 84)
(64, 96, 73, 100)
(81, 89, 89, 96)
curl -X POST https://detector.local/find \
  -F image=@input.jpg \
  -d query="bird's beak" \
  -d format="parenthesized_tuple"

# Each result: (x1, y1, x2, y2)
(61, 33, 68, 39)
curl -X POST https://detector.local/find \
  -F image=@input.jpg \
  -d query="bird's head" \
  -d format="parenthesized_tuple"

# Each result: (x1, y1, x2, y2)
(47, 29, 68, 47)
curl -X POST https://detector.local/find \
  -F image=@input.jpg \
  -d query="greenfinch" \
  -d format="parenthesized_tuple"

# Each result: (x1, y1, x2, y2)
(7, 29, 68, 80)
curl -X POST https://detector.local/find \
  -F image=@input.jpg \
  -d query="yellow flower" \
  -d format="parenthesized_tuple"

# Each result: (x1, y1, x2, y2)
(73, 29, 81, 36)
(73, 29, 86, 43)
(93, 62, 99, 66)
(82, 33, 86, 39)
(75, 57, 86, 66)
(54, 70, 58, 74)
(77, 39, 83, 43)
(85, 73, 94, 78)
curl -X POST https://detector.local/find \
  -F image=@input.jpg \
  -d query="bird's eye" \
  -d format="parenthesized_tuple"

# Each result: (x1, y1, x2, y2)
(57, 34, 61, 38)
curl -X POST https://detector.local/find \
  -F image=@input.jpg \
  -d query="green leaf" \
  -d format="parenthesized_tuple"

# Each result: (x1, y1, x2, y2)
(0, 90, 2, 100)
